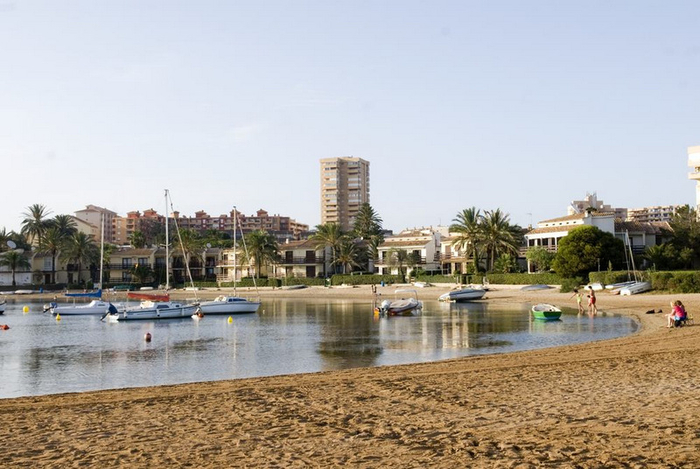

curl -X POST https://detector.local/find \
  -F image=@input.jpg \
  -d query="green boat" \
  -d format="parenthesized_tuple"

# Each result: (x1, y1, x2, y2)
(531, 303, 562, 320)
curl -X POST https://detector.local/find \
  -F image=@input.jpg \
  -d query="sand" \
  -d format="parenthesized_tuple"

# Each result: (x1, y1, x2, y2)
(1, 285, 699, 468)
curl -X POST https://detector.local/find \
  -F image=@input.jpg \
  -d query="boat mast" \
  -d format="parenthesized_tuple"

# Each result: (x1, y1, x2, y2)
(165, 189, 170, 291)
(98, 213, 104, 290)
(233, 206, 237, 296)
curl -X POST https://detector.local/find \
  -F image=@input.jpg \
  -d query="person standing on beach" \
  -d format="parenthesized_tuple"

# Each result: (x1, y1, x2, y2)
(571, 288, 584, 314)
(587, 289, 598, 315)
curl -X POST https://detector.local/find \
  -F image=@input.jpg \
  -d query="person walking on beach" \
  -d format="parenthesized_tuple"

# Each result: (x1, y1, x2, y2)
(587, 289, 597, 315)
(571, 288, 584, 314)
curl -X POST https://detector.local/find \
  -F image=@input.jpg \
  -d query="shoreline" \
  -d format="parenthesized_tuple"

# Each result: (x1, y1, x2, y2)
(1, 287, 699, 466)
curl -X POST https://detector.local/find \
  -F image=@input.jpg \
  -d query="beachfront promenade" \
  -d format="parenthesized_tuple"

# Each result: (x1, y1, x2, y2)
(0, 287, 698, 467)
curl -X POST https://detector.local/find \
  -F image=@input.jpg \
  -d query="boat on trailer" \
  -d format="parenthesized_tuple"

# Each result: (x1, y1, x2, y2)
(531, 303, 562, 320)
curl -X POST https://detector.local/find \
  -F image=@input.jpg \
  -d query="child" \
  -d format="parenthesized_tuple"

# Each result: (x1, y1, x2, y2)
(571, 288, 584, 314)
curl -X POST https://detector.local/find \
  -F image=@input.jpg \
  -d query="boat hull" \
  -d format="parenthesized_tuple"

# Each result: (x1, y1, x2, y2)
(439, 288, 486, 302)
(531, 303, 562, 320)
(619, 281, 651, 296)
(108, 303, 197, 321)
(199, 300, 260, 314)
(50, 300, 123, 316)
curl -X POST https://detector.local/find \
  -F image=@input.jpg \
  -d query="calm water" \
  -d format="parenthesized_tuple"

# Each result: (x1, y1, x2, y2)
(0, 298, 637, 399)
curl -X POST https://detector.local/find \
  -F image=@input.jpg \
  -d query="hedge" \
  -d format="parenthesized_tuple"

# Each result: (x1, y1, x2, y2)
(330, 274, 401, 286)
(649, 271, 700, 293)
(281, 277, 325, 286)
(588, 271, 645, 286)
(483, 273, 564, 285)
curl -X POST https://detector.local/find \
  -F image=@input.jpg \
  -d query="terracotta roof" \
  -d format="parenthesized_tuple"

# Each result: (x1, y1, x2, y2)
(615, 220, 670, 235)
(539, 212, 615, 224)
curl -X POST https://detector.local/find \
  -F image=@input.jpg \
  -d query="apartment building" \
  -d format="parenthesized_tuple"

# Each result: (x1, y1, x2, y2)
(627, 205, 681, 223)
(74, 205, 118, 243)
(320, 157, 370, 231)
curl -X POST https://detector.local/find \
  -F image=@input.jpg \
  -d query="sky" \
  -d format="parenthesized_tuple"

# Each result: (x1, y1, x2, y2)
(1, 1, 698, 234)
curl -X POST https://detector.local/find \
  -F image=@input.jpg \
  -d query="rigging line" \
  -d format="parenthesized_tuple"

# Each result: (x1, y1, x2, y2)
(236, 212, 260, 301)
(168, 191, 199, 303)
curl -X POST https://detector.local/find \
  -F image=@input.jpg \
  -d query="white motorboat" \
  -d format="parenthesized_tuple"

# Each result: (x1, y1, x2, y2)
(49, 299, 124, 316)
(379, 289, 422, 315)
(106, 301, 197, 322)
(619, 281, 652, 296)
(198, 295, 260, 315)
(605, 281, 637, 295)
(438, 287, 486, 302)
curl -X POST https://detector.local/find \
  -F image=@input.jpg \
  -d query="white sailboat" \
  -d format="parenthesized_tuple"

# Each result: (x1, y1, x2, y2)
(107, 190, 198, 321)
(48, 215, 124, 316)
(198, 206, 261, 315)
(619, 230, 651, 296)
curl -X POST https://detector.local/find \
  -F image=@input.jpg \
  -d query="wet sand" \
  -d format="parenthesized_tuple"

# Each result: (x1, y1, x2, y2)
(1, 285, 699, 467)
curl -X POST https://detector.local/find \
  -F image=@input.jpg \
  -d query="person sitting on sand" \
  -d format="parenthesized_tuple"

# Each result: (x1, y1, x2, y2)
(667, 300, 686, 328)
(587, 289, 597, 315)
(570, 289, 584, 314)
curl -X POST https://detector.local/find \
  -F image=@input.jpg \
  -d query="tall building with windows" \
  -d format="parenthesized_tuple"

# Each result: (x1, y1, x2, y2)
(320, 157, 370, 231)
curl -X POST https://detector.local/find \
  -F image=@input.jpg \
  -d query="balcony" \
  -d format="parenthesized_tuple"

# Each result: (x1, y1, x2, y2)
(279, 256, 326, 265)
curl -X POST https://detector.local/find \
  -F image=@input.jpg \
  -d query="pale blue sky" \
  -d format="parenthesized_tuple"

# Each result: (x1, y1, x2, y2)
(1, 1, 698, 234)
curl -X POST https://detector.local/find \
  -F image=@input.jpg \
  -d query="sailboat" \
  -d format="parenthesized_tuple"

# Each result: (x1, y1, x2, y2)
(198, 206, 261, 315)
(47, 215, 124, 316)
(619, 230, 651, 296)
(106, 190, 197, 321)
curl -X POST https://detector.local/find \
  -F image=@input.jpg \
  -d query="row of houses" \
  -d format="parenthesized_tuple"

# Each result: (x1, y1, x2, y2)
(0, 211, 670, 286)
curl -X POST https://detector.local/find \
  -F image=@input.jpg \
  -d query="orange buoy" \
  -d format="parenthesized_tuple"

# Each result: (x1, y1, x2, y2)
(1, 325, 9, 330)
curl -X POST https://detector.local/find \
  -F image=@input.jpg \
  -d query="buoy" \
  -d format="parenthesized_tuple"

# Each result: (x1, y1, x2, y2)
(23, 306, 29, 313)
(144, 332, 152, 342)
(1, 325, 9, 330)
(228, 316, 233, 323)
(56, 314, 61, 321)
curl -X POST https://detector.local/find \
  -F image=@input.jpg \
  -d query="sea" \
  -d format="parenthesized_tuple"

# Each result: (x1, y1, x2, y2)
(0, 298, 637, 399)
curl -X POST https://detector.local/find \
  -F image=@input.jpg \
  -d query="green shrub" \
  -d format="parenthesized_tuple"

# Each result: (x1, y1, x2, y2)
(588, 271, 635, 286)
(330, 274, 401, 286)
(647, 271, 700, 293)
(415, 275, 456, 284)
(484, 273, 564, 285)
(282, 277, 325, 286)
(559, 277, 585, 293)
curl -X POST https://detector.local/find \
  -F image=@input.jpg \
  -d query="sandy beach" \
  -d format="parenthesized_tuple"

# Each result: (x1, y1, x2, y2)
(1, 285, 699, 467)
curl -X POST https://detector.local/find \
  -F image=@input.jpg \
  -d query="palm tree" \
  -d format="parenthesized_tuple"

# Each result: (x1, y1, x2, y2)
(334, 240, 361, 274)
(21, 204, 52, 245)
(38, 226, 68, 284)
(0, 250, 31, 286)
(244, 230, 279, 279)
(129, 230, 147, 249)
(51, 215, 77, 236)
(387, 248, 410, 282)
(312, 223, 345, 274)
(61, 232, 99, 286)
(0, 227, 9, 253)
(450, 207, 483, 273)
(481, 209, 520, 272)
(352, 203, 384, 270)
(175, 229, 203, 280)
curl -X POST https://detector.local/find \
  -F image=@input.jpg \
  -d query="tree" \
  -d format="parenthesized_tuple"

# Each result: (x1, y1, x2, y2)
(450, 207, 483, 272)
(526, 246, 555, 272)
(668, 205, 700, 268)
(552, 226, 625, 278)
(129, 230, 147, 249)
(334, 239, 361, 274)
(130, 263, 154, 284)
(352, 203, 384, 271)
(312, 223, 345, 274)
(481, 209, 520, 272)
(38, 226, 69, 284)
(493, 253, 519, 273)
(244, 230, 279, 279)
(0, 250, 31, 286)
(0, 227, 9, 253)
(387, 248, 410, 282)
(51, 215, 77, 236)
(61, 232, 99, 285)
(21, 204, 52, 245)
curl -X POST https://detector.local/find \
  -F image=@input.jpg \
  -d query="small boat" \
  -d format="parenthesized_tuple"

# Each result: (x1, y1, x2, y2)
(106, 300, 197, 322)
(619, 281, 651, 296)
(48, 299, 124, 316)
(520, 284, 553, 291)
(605, 281, 636, 295)
(379, 289, 422, 315)
(531, 303, 562, 320)
(198, 295, 260, 315)
(413, 281, 431, 288)
(584, 283, 604, 291)
(127, 291, 170, 302)
(438, 287, 486, 302)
